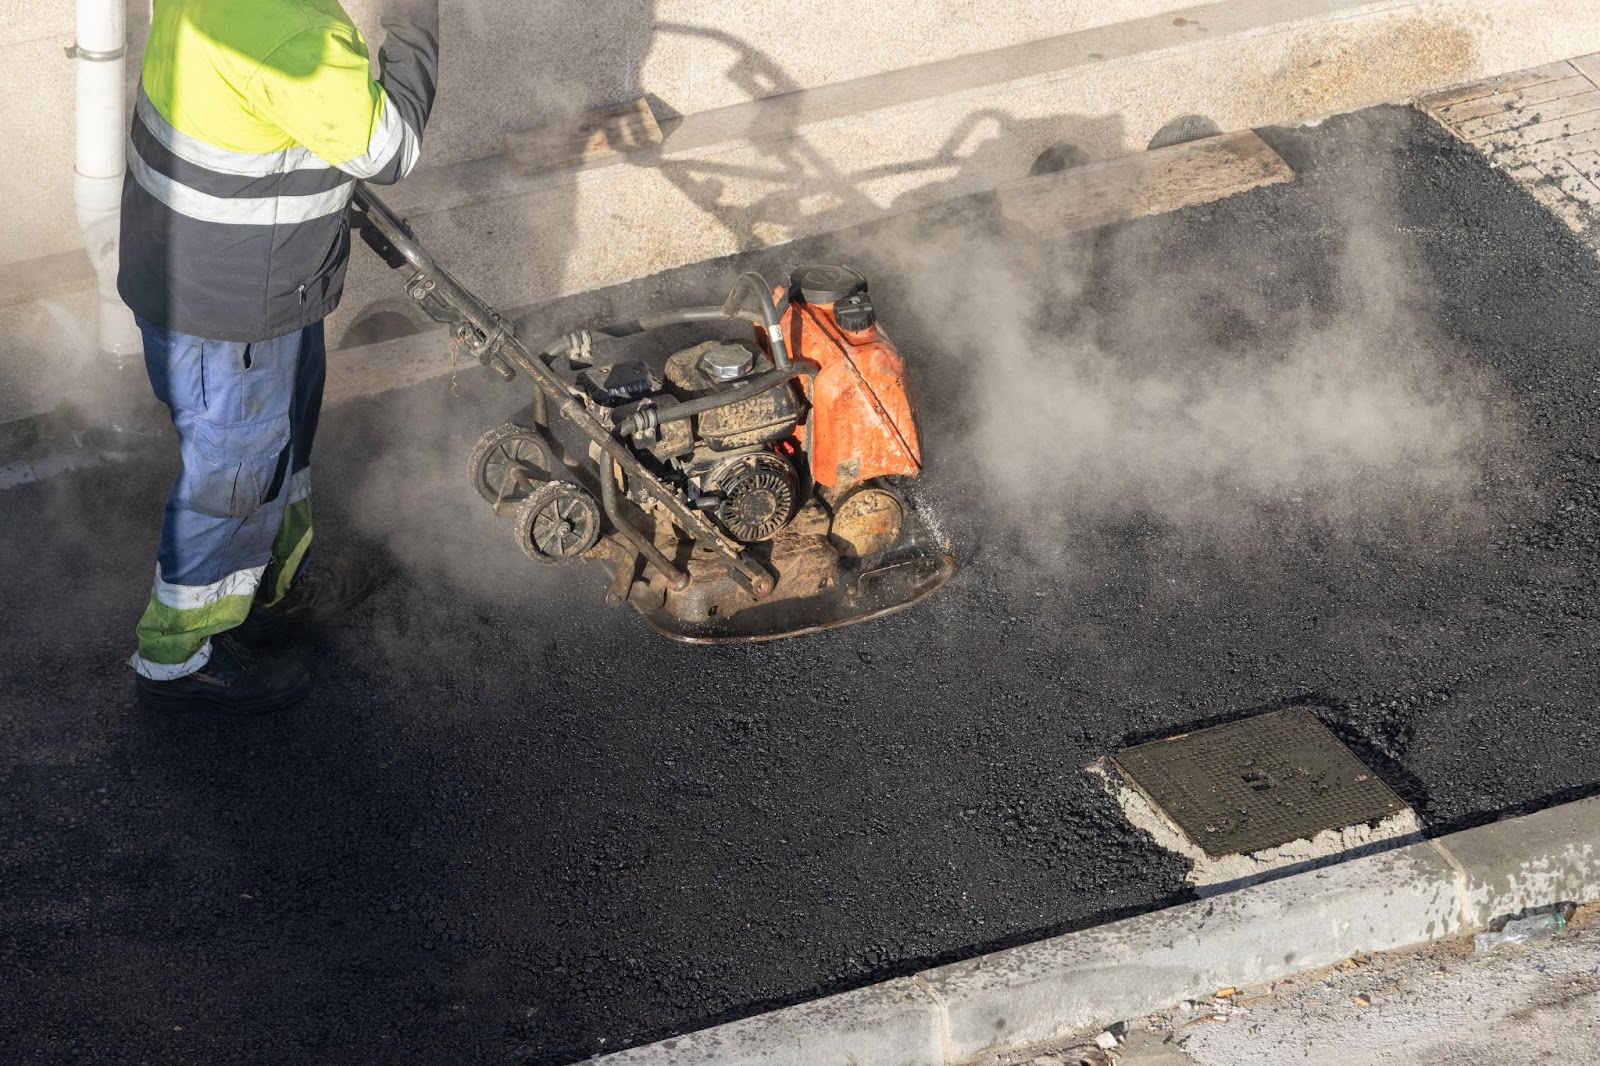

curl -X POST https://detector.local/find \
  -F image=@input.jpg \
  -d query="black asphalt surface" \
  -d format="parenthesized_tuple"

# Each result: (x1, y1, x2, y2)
(5, 106, 1600, 1064)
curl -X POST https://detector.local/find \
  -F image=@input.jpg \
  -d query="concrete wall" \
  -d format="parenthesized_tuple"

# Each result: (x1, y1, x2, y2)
(3, 1, 82, 267)
(7, 0, 1600, 421)
(6, 0, 1201, 268)
(333, 0, 1600, 341)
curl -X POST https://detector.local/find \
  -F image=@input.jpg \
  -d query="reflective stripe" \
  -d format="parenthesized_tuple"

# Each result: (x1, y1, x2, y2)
(130, 639, 213, 681)
(259, 474, 315, 609)
(139, 84, 417, 184)
(152, 563, 268, 611)
(128, 147, 353, 226)
(135, 88, 330, 177)
(131, 115, 351, 200)
(335, 97, 412, 179)
(287, 467, 312, 504)
(396, 120, 422, 177)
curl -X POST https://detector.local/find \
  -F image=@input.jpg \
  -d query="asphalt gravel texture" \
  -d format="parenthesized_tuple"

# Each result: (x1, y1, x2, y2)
(5, 106, 1600, 1065)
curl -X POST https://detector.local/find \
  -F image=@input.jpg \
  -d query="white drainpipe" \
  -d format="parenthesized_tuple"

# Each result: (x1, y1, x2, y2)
(72, 0, 141, 366)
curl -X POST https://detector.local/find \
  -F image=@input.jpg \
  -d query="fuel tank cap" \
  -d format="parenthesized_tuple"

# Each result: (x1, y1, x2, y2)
(791, 264, 867, 305)
(699, 342, 756, 382)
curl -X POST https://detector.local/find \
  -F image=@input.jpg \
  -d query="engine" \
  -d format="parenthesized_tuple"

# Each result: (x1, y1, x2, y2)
(662, 340, 802, 543)
(580, 340, 804, 543)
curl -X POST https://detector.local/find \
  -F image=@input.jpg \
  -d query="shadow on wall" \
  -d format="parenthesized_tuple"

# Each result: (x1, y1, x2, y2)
(441, 0, 661, 162)
(337, 11, 1130, 347)
(332, 0, 664, 347)
(644, 22, 1127, 249)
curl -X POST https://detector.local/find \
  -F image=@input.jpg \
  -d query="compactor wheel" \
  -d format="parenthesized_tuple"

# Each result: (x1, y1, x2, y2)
(514, 482, 602, 564)
(468, 422, 555, 508)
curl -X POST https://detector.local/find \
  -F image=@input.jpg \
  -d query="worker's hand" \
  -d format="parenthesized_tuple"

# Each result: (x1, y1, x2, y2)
(382, 0, 438, 36)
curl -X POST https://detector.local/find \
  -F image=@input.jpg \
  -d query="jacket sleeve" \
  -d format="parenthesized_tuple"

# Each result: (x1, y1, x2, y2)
(248, 17, 439, 185)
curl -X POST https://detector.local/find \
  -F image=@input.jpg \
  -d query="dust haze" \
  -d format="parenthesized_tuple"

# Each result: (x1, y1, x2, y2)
(342, 124, 1505, 610)
(829, 134, 1500, 567)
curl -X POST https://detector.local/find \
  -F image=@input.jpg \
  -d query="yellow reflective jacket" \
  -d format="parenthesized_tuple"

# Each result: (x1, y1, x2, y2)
(119, 0, 438, 341)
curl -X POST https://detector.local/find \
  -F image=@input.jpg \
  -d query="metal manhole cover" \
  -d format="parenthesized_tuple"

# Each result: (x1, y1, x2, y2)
(1111, 706, 1407, 858)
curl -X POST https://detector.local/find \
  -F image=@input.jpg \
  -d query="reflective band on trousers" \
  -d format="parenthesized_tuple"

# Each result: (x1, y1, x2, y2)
(130, 640, 214, 681)
(287, 466, 311, 505)
(151, 563, 268, 611)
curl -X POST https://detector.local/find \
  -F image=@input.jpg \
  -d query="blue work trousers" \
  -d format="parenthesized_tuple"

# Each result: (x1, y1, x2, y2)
(130, 317, 324, 679)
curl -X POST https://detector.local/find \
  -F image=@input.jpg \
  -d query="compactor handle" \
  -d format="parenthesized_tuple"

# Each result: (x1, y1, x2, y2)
(350, 184, 518, 380)
(351, 184, 420, 271)
(349, 185, 774, 594)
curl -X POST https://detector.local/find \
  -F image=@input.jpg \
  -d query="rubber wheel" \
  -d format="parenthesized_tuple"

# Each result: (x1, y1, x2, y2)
(468, 422, 555, 507)
(514, 482, 601, 564)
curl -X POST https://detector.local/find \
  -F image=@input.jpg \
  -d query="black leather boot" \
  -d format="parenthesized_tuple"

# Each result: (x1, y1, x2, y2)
(135, 633, 313, 714)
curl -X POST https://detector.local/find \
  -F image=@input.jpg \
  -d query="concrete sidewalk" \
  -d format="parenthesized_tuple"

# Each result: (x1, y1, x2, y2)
(598, 797, 1600, 1065)
(1103, 907, 1600, 1066)
(14, 0, 1600, 424)
(1420, 52, 1600, 247)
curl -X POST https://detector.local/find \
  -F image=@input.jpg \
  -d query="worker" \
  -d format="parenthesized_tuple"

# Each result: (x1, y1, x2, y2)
(118, 0, 439, 713)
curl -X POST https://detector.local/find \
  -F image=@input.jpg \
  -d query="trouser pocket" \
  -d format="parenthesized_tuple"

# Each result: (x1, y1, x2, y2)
(178, 413, 292, 519)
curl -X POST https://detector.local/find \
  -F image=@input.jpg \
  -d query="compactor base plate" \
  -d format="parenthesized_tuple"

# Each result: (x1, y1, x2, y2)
(596, 502, 954, 643)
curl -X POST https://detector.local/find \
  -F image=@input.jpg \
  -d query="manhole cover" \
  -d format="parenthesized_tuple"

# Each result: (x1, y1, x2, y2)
(1111, 706, 1407, 858)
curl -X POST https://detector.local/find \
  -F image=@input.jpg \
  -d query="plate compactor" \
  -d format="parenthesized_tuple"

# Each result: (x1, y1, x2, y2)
(352, 186, 954, 642)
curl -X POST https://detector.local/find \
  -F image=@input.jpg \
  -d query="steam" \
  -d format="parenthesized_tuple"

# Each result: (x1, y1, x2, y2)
(833, 137, 1498, 559)
(341, 122, 1503, 601)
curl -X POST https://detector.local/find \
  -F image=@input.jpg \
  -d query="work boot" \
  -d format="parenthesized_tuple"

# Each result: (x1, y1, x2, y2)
(244, 554, 377, 638)
(135, 633, 313, 714)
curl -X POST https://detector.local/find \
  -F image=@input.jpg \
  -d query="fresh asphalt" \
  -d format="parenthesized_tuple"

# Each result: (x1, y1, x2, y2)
(4, 107, 1600, 1064)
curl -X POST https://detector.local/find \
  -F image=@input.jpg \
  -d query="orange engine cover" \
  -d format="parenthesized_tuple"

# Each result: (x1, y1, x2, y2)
(775, 291, 923, 489)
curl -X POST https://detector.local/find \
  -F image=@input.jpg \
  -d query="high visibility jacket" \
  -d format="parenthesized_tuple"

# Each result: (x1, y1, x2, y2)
(118, 0, 438, 342)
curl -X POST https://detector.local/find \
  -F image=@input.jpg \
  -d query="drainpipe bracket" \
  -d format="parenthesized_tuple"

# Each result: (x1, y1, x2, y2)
(65, 44, 127, 62)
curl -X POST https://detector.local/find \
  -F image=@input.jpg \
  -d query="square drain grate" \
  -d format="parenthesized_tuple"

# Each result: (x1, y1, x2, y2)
(1112, 706, 1407, 859)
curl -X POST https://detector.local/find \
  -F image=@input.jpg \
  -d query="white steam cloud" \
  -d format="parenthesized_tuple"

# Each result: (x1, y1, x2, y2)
(837, 139, 1500, 559)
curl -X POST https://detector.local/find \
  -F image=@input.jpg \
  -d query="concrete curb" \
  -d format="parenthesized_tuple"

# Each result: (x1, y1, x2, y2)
(597, 796, 1600, 1065)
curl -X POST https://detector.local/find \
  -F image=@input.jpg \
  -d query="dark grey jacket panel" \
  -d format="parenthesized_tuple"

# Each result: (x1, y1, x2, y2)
(118, 178, 351, 343)
(362, 16, 441, 185)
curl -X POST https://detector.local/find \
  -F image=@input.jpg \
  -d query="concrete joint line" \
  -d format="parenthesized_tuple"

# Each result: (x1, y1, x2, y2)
(1038, 0, 1429, 82)
(382, 0, 1491, 223)
(911, 973, 954, 1062)
(657, 0, 1449, 160)
(1427, 837, 1476, 930)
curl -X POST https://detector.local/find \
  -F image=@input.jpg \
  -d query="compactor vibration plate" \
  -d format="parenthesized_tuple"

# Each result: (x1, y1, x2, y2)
(599, 504, 954, 643)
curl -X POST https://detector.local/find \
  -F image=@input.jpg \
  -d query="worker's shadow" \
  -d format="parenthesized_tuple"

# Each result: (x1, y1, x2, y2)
(119, 643, 510, 1055)
(328, 0, 668, 349)
(639, 22, 1128, 251)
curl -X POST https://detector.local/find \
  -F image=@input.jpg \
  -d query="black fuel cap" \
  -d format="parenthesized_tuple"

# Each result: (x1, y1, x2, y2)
(833, 293, 876, 332)
(791, 264, 867, 305)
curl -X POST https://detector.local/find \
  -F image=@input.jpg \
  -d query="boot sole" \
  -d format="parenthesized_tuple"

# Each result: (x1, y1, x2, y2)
(135, 675, 314, 716)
